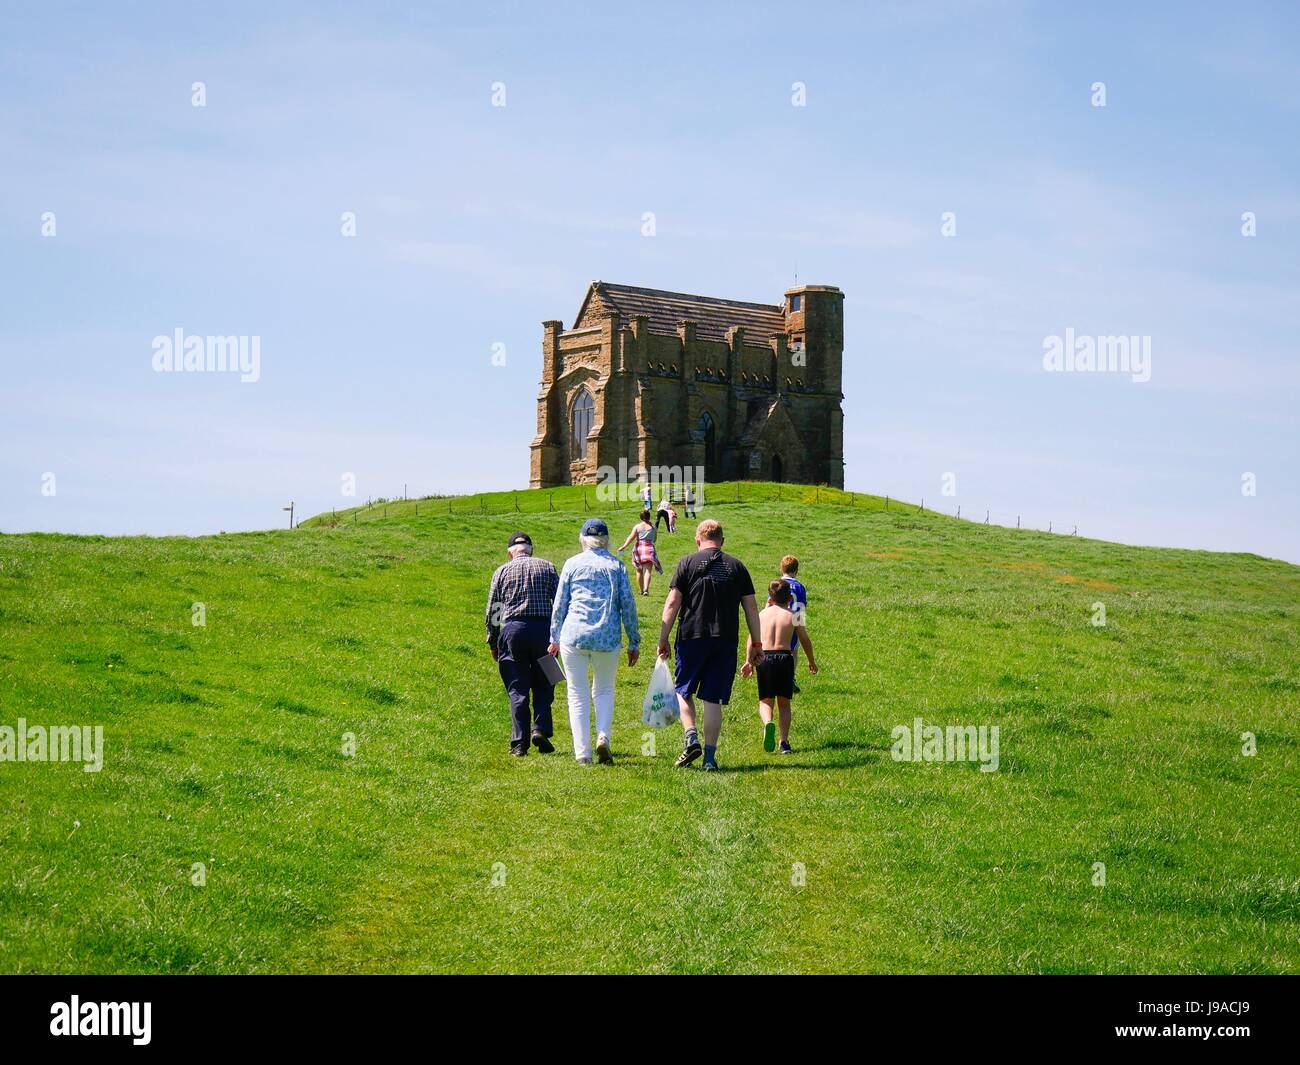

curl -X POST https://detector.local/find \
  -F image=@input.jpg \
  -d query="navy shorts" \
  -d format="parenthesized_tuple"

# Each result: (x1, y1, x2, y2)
(674, 637, 738, 705)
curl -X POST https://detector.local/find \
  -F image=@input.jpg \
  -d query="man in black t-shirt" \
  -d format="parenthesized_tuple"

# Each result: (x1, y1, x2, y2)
(656, 519, 762, 771)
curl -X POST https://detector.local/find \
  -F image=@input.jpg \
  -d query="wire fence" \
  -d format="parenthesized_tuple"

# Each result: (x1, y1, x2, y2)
(917, 500, 1079, 537)
(300, 483, 1078, 538)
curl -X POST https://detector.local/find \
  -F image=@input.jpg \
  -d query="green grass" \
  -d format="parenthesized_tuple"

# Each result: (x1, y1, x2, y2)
(1, 483, 1297, 973)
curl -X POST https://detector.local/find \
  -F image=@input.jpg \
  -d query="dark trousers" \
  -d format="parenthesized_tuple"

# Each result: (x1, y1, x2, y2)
(655, 510, 670, 532)
(497, 619, 554, 748)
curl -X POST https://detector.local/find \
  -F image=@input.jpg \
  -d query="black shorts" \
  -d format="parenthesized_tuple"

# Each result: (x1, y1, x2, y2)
(756, 650, 794, 700)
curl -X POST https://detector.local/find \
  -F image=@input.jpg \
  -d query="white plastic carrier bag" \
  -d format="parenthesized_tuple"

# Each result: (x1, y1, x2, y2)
(642, 656, 680, 728)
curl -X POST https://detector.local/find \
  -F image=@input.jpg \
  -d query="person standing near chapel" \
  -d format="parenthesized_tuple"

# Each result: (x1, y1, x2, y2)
(656, 519, 762, 771)
(654, 496, 673, 534)
(486, 530, 559, 757)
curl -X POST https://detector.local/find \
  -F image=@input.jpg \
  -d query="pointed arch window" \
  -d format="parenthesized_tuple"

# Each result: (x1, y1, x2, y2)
(699, 410, 717, 469)
(571, 388, 595, 461)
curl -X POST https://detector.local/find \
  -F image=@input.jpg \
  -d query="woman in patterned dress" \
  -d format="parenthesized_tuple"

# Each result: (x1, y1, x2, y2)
(617, 509, 661, 595)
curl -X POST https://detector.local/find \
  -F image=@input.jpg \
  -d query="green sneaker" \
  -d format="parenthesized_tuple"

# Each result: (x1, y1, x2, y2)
(763, 721, 776, 753)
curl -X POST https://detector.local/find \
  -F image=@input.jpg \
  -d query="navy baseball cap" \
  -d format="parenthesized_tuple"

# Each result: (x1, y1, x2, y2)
(507, 530, 532, 548)
(581, 518, 609, 537)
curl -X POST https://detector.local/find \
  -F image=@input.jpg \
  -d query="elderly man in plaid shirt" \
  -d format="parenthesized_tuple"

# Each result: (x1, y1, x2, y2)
(486, 530, 560, 756)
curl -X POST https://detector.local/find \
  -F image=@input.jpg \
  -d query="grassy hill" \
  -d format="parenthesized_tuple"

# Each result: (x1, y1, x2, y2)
(1, 483, 1297, 973)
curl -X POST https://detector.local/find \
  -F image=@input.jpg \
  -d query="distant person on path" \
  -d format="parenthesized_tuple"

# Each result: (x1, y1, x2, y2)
(617, 510, 661, 595)
(486, 531, 559, 757)
(742, 578, 818, 754)
(683, 485, 697, 518)
(550, 518, 640, 765)
(777, 555, 808, 693)
(655, 496, 673, 533)
(640, 481, 653, 512)
(656, 519, 762, 771)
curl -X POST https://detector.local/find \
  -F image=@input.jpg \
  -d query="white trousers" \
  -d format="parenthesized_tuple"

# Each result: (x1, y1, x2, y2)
(560, 644, 618, 760)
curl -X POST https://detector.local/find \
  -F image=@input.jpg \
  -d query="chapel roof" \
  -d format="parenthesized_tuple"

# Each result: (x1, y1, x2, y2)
(577, 281, 786, 343)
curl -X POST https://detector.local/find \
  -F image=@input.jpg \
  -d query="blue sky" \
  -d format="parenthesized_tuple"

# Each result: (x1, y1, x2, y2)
(2, 1, 1297, 561)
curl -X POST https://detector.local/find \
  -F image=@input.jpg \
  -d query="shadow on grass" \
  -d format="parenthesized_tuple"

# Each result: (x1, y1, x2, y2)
(719, 752, 881, 773)
(805, 738, 884, 751)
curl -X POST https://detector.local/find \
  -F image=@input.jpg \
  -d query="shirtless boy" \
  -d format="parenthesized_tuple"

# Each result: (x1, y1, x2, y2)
(741, 578, 818, 754)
